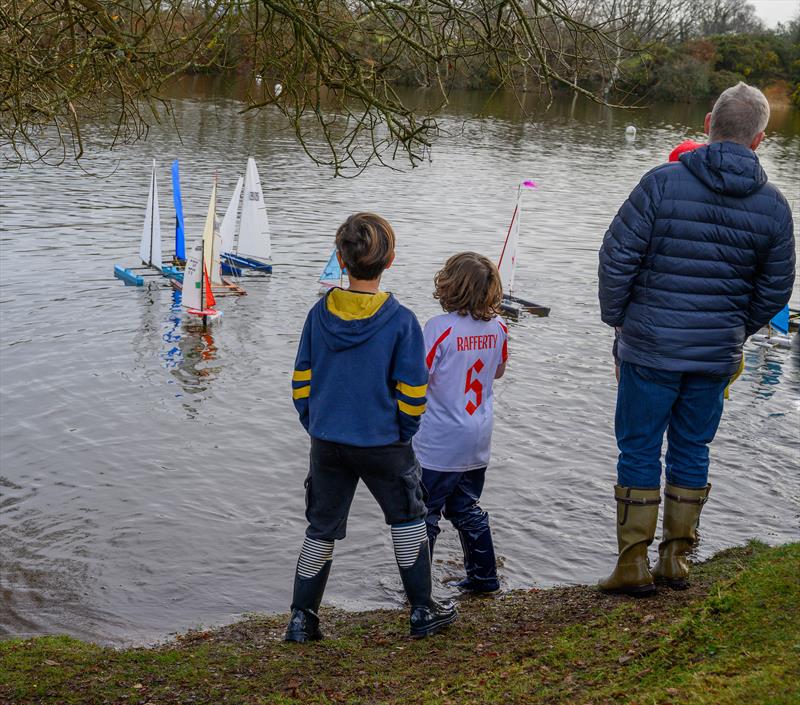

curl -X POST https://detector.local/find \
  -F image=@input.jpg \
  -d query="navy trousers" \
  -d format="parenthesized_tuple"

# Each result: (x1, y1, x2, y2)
(422, 466, 498, 590)
(616, 361, 729, 489)
(421, 467, 490, 542)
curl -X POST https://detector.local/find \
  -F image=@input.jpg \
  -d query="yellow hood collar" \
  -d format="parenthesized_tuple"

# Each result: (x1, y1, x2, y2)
(326, 289, 390, 321)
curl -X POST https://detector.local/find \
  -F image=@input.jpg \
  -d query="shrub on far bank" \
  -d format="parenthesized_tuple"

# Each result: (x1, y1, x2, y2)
(615, 30, 800, 106)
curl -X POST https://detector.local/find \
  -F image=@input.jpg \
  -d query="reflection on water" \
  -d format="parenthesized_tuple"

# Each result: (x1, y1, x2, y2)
(160, 291, 184, 370)
(158, 289, 222, 416)
(1, 81, 798, 644)
(746, 348, 789, 401)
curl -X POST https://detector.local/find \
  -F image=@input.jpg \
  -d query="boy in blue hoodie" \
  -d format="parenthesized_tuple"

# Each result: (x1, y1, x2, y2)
(285, 213, 457, 642)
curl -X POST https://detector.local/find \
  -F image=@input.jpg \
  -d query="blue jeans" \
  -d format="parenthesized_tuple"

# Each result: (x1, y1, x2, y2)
(421, 467, 489, 543)
(615, 361, 729, 489)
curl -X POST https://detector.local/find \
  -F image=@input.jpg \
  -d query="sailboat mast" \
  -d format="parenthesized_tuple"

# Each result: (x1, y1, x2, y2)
(511, 182, 522, 295)
(149, 167, 155, 266)
(200, 237, 205, 313)
(234, 196, 239, 257)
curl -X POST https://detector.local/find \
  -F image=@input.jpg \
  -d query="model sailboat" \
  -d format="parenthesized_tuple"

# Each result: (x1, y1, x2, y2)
(158, 159, 185, 281)
(172, 159, 186, 265)
(181, 182, 221, 324)
(497, 180, 550, 319)
(182, 242, 221, 324)
(318, 249, 344, 293)
(114, 160, 167, 286)
(220, 158, 273, 274)
(170, 178, 246, 297)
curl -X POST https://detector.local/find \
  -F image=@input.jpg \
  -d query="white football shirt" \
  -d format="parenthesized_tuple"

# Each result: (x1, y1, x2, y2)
(413, 312, 508, 472)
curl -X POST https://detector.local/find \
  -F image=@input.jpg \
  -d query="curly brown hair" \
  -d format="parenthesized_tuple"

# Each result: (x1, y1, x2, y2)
(434, 252, 503, 321)
(335, 212, 395, 281)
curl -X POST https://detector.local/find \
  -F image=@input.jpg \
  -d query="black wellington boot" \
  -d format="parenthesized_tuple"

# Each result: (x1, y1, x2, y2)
(398, 543, 458, 638)
(284, 560, 331, 643)
(454, 528, 500, 594)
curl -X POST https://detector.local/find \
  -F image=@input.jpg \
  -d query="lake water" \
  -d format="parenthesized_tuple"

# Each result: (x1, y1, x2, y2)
(1, 80, 798, 645)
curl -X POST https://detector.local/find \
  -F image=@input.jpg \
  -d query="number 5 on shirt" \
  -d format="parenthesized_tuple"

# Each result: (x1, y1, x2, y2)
(465, 358, 484, 415)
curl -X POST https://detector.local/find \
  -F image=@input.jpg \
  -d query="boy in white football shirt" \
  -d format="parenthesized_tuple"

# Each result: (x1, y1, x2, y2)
(413, 252, 508, 593)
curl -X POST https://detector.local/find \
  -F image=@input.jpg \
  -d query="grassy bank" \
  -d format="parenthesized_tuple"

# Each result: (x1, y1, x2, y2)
(2, 541, 798, 705)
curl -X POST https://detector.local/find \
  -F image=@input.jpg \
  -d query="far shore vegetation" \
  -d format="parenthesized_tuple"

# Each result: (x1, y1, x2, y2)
(2, 541, 798, 704)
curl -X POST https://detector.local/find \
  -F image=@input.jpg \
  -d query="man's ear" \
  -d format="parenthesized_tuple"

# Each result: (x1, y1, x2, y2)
(704, 112, 712, 136)
(385, 252, 395, 270)
(750, 131, 765, 151)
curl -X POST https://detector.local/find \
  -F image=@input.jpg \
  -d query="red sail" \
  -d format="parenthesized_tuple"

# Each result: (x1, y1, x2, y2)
(203, 263, 216, 309)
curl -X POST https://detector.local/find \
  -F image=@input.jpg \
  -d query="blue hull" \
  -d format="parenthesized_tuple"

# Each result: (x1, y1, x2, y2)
(114, 264, 183, 286)
(161, 265, 184, 282)
(114, 265, 144, 286)
(221, 253, 272, 273)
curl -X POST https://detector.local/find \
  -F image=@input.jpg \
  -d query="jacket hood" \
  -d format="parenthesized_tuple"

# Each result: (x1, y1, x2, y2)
(314, 289, 400, 351)
(679, 141, 767, 197)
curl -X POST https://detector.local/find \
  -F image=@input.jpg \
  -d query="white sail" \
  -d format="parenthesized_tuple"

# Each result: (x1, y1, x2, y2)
(139, 159, 163, 268)
(237, 157, 272, 261)
(201, 179, 217, 279)
(219, 176, 244, 255)
(210, 212, 224, 286)
(498, 187, 521, 295)
(182, 241, 205, 311)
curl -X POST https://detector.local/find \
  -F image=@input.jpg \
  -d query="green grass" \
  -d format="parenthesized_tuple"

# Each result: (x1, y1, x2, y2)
(2, 541, 798, 704)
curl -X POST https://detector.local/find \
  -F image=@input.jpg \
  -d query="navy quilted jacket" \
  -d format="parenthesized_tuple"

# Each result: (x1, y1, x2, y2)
(598, 142, 795, 377)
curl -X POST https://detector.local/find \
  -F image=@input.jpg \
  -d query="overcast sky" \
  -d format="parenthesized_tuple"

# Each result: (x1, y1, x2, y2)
(750, 0, 799, 27)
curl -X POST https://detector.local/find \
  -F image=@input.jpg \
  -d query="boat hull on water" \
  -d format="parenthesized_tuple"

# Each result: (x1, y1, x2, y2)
(221, 253, 272, 275)
(185, 308, 223, 324)
(500, 294, 550, 320)
(496, 181, 549, 321)
(114, 264, 185, 287)
(114, 265, 147, 287)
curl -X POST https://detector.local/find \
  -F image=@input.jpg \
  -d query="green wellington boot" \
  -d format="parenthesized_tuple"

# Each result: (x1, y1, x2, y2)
(652, 483, 711, 590)
(598, 485, 661, 596)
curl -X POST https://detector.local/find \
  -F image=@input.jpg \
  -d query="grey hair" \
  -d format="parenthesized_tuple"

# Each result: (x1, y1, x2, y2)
(709, 82, 770, 145)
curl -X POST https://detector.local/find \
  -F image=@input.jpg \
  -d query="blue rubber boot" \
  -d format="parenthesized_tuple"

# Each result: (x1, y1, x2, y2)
(454, 528, 500, 594)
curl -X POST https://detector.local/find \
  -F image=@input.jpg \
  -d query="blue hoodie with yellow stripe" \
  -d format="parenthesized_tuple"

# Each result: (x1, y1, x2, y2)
(292, 288, 428, 447)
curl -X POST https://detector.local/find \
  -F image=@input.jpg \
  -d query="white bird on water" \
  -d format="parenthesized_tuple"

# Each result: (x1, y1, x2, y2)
(625, 125, 637, 141)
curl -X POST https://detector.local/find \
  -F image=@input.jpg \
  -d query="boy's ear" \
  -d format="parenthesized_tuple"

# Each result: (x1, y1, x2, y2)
(336, 251, 345, 269)
(386, 252, 395, 270)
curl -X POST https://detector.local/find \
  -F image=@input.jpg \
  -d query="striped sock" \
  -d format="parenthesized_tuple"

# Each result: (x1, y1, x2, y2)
(391, 520, 428, 568)
(296, 537, 334, 578)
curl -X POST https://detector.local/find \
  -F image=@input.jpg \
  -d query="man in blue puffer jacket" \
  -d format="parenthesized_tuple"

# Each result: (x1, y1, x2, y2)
(597, 82, 795, 596)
